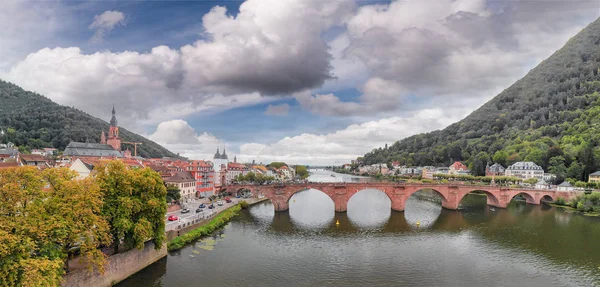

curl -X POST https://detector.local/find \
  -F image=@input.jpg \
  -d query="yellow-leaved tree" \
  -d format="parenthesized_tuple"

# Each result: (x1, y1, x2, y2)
(0, 166, 110, 287)
(94, 160, 167, 254)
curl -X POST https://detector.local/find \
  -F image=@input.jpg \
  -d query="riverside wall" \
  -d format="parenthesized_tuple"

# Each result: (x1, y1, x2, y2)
(61, 241, 167, 287)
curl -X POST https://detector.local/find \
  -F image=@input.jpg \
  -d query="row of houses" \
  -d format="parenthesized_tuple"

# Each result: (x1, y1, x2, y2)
(353, 160, 555, 181)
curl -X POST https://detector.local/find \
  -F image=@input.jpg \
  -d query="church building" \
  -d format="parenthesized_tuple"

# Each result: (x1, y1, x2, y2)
(64, 105, 129, 158)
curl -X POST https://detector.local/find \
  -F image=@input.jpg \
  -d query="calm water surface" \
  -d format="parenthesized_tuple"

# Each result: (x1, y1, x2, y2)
(119, 170, 600, 286)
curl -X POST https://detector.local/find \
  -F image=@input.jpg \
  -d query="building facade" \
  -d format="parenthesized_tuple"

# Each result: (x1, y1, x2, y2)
(485, 163, 505, 176)
(165, 171, 196, 202)
(185, 160, 215, 198)
(505, 161, 544, 179)
(589, 171, 600, 183)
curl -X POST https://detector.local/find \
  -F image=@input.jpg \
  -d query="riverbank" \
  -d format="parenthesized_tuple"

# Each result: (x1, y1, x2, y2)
(167, 198, 269, 251)
(549, 203, 600, 217)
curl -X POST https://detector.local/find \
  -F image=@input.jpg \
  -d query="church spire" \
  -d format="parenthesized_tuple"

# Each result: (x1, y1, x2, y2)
(110, 104, 118, 126)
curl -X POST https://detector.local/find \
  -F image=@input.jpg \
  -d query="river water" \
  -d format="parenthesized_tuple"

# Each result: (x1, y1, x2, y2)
(119, 170, 600, 286)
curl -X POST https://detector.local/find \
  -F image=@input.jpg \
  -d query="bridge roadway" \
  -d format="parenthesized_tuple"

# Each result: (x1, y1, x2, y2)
(224, 182, 579, 212)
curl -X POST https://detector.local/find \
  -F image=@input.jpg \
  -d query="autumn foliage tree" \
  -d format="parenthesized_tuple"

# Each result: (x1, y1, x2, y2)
(94, 160, 167, 254)
(0, 167, 109, 287)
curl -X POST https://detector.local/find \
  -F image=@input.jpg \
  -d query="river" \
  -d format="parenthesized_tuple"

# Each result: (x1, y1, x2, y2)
(119, 170, 600, 286)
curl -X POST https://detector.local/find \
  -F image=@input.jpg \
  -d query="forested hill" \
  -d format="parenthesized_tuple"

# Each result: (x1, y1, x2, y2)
(0, 80, 178, 159)
(360, 17, 600, 182)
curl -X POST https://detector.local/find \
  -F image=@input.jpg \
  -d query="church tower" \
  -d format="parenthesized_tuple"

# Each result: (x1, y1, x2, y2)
(106, 105, 122, 151)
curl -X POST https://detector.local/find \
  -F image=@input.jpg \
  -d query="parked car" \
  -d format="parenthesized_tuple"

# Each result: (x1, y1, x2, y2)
(225, 198, 232, 203)
(181, 208, 190, 214)
(199, 203, 206, 208)
(208, 204, 215, 209)
(217, 200, 224, 206)
(196, 208, 203, 213)
(235, 195, 241, 198)
(168, 215, 178, 221)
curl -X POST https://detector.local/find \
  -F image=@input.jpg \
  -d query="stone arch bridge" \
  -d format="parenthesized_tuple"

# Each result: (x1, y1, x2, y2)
(224, 183, 577, 212)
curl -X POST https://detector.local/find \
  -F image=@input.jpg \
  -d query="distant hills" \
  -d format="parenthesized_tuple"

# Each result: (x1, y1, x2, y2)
(0, 80, 177, 159)
(359, 17, 600, 183)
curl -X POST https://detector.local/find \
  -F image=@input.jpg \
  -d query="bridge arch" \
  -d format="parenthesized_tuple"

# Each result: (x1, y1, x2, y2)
(457, 189, 501, 209)
(541, 194, 554, 202)
(404, 187, 452, 209)
(510, 192, 536, 204)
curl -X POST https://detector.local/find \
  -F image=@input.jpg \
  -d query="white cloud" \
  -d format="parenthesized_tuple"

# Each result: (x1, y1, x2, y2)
(148, 120, 224, 159)
(239, 108, 467, 165)
(264, 103, 290, 116)
(89, 10, 126, 42)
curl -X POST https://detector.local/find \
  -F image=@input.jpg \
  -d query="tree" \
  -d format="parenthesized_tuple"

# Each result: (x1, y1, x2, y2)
(41, 168, 111, 272)
(524, 148, 545, 166)
(506, 153, 522, 166)
(548, 156, 567, 183)
(567, 161, 584, 181)
(471, 151, 490, 176)
(95, 160, 167, 254)
(492, 150, 508, 166)
(245, 172, 256, 183)
(295, 165, 309, 179)
(0, 167, 110, 286)
(166, 184, 181, 203)
(267, 162, 287, 169)
(578, 142, 597, 180)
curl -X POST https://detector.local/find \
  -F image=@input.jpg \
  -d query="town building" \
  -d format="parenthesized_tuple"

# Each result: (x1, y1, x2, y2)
(504, 161, 544, 180)
(212, 147, 229, 188)
(448, 161, 468, 175)
(64, 106, 125, 158)
(588, 171, 600, 183)
(557, 181, 575, 192)
(165, 171, 196, 203)
(227, 161, 247, 184)
(185, 160, 214, 197)
(486, 163, 505, 176)
(19, 154, 49, 169)
(535, 179, 550, 190)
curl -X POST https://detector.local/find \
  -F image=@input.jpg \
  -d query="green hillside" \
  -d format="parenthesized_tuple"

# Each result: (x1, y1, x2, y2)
(0, 80, 178, 159)
(359, 17, 600, 183)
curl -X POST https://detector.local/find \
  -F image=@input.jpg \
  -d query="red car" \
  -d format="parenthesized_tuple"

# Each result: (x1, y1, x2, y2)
(168, 215, 178, 221)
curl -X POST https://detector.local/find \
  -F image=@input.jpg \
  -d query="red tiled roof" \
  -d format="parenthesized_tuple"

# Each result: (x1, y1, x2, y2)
(450, 161, 468, 170)
(20, 154, 47, 162)
(0, 162, 19, 169)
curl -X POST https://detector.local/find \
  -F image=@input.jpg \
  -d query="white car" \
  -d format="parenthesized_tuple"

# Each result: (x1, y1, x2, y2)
(217, 200, 224, 206)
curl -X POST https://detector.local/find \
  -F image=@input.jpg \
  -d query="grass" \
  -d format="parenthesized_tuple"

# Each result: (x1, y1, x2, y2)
(549, 203, 600, 217)
(167, 204, 242, 252)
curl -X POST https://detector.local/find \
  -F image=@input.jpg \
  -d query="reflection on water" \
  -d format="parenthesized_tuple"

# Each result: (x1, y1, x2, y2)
(119, 170, 600, 287)
(289, 189, 334, 230)
(347, 189, 391, 229)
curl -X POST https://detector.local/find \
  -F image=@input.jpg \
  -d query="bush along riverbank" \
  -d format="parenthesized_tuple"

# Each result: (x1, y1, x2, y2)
(167, 204, 242, 251)
(551, 192, 600, 217)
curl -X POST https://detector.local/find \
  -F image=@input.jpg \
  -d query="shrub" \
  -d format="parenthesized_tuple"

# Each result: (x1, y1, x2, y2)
(167, 204, 242, 251)
(239, 200, 249, 209)
(555, 197, 566, 205)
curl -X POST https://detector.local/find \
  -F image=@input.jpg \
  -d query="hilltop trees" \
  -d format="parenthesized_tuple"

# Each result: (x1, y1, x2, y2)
(359, 18, 600, 179)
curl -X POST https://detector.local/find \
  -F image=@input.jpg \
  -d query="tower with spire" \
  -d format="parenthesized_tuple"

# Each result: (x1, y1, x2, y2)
(105, 104, 122, 151)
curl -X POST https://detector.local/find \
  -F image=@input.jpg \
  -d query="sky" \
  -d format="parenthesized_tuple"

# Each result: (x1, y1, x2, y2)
(1, 0, 599, 165)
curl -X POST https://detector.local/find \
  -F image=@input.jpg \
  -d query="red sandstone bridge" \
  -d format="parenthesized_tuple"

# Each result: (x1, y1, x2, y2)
(224, 183, 578, 212)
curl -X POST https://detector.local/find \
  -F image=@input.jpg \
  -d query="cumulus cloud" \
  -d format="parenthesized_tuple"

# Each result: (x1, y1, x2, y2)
(148, 120, 224, 159)
(2, 0, 355, 130)
(89, 10, 126, 42)
(239, 108, 466, 165)
(264, 103, 290, 116)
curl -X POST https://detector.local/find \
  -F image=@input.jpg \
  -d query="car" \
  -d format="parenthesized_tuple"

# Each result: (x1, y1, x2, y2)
(217, 200, 224, 206)
(199, 203, 206, 208)
(236, 195, 241, 198)
(196, 208, 204, 213)
(208, 204, 215, 209)
(168, 215, 178, 221)
(225, 198, 232, 203)
(181, 209, 190, 214)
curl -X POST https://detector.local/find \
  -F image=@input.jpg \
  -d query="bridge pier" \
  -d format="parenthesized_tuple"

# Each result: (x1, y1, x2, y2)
(335, 200, 347, 213)
(273, 200, 289, 212)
